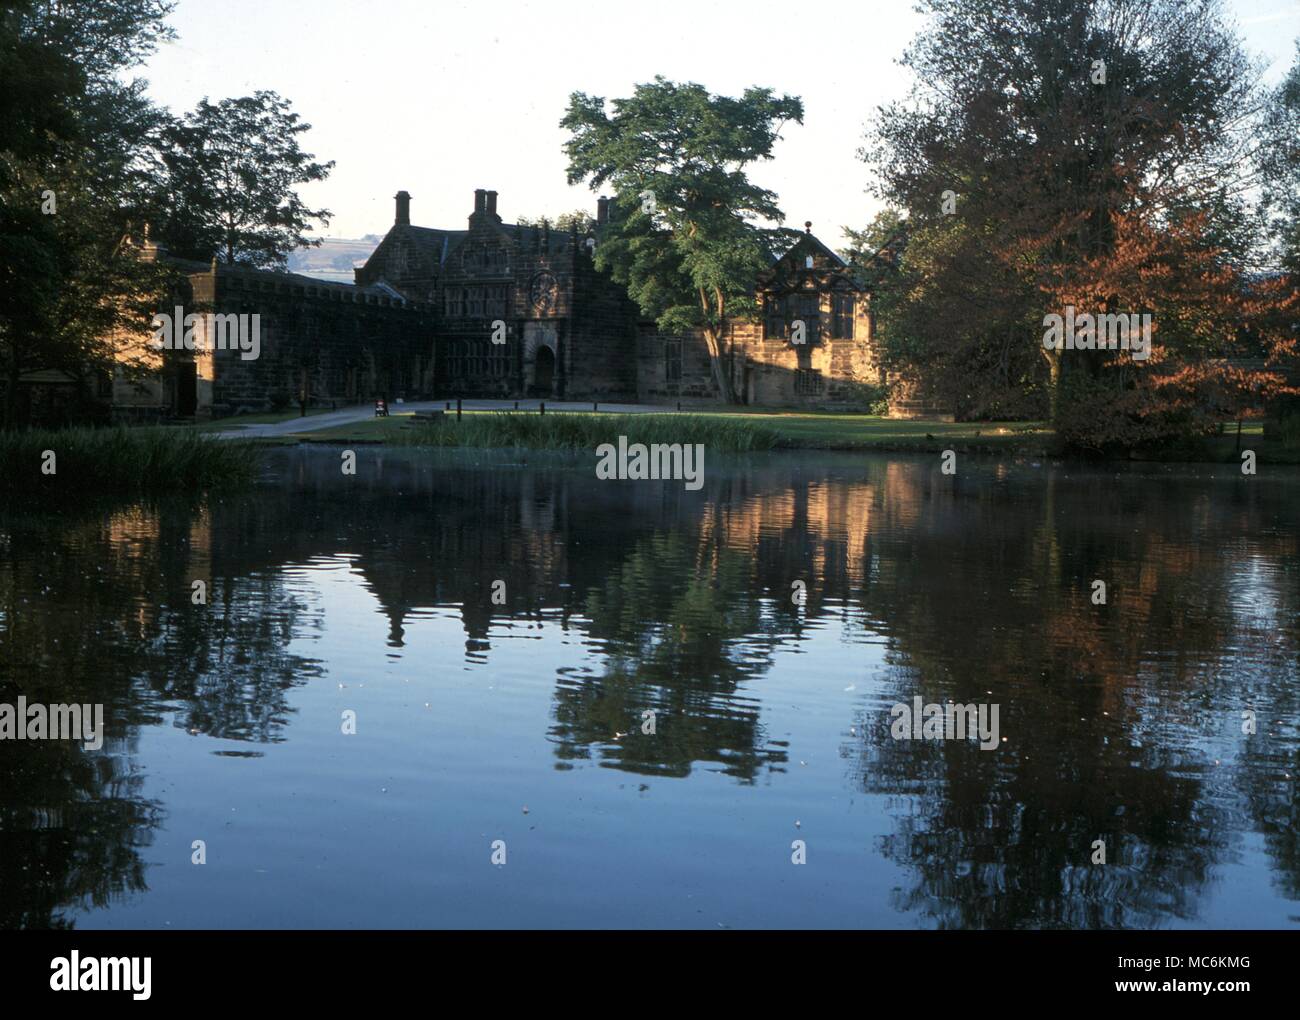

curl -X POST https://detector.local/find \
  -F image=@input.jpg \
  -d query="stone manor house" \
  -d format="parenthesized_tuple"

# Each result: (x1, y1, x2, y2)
(111, 188, 891, 420)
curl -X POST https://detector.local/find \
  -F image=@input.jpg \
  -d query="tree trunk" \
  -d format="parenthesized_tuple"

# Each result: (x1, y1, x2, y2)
(702, 326, 736, 404)
(1041, 345, 1062, 424)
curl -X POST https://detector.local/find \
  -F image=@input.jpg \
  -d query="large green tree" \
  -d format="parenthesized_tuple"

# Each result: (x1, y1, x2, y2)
(562, 76, 803, 403)
(155, 91, 334, 269)
(0, 0, 176, 428)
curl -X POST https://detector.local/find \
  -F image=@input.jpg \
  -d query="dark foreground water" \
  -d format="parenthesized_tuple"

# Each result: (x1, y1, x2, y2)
(1, 447, 1297, 929)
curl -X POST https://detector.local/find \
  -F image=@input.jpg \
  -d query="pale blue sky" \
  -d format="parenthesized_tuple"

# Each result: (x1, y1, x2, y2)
(139, 0, 1300, 245)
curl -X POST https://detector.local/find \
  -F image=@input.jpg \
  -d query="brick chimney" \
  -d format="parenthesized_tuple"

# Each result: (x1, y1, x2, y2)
(394, 190, 411, 226)
(597, 196, 609, 226)
(485, 190, 498, 219)
(474, 189, 486, 214)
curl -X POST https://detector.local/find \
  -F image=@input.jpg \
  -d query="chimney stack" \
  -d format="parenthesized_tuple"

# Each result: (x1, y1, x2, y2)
(474, 189, 486, 215)
(394, 190, 411, 226)
(597, 196, 609, 226)
(485, 190, 498, 218)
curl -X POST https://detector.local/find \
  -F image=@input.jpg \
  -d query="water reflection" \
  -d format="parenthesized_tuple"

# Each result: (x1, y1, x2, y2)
(1, 449, 1296, 928)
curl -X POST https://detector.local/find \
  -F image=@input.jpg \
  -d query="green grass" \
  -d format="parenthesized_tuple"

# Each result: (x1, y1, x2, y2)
(256, 406, 1298, 463)
(0, 426, 261, 501)
(696, 411, 1050, 451)
(298, 411, 781, 452)
(289, 409, 1045, 454)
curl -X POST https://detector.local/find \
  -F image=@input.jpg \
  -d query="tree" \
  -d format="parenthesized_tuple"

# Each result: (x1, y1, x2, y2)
(562, 76, 803, 403)
(840, 207, 905, 264)
(0, 0, 177, 428)
(862, 0, 1290, 444)
(516, 210, 595, 233)
(1260, 42, 1300, 274)
(155, 91, 334, 269)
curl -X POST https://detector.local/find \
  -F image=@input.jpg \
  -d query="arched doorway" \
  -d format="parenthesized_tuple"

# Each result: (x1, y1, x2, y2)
(533, 345, 555, 395)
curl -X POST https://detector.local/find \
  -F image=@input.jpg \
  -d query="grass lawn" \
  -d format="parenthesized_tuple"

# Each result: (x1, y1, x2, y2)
(278, 409, 1300, 463)
(283, 409, 1053, 453)
(692, 411, 1051, 451)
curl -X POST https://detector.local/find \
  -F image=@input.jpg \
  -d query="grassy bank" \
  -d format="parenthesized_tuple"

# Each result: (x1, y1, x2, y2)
(265, 407, 1296, 464)
(298, 411, 782, 452)
(0, 426, 261, 501)
(291, 409, 1043, 454)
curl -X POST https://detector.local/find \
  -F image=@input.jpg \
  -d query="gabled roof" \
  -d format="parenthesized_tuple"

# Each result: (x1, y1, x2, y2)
(404, 220, 581, 265)
(405, 226, 469, 266)
(758, 227, 863, 290)
(773, 229, 848, 269)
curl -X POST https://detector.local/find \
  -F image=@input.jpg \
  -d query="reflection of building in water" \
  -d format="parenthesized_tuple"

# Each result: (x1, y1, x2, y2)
(6, 452, 1300, 925)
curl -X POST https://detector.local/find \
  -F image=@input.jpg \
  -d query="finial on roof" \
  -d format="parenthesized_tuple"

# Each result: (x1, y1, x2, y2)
(805, 221, 812, 234)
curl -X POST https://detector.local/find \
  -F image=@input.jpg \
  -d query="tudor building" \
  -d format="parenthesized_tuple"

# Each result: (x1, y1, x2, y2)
(356, 189, 640, 400)
(110, 233, 433, 423)
(635, 222, 883, 407)
(360, 189, 886, 410)
(106, 188, 889, 421)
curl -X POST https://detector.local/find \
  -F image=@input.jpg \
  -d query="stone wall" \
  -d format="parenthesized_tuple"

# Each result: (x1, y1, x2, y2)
(635, 327, 720, 404)
(113, 259, 435, 420)
(202, 265, 434, 417)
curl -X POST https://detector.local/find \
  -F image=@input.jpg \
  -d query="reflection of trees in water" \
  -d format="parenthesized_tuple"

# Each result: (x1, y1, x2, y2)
(1225, 574, 1300, 903)
(842, 463, 1300, 928)
(288, 451, 1297, 922)
(550, 531, 787, 781)
(851, 698, 1225, 928)
(134, 571, 323, 743)
(0, 497, 319, 926)
(0, 737, 157, 929)
(3, 450, 1297, 928)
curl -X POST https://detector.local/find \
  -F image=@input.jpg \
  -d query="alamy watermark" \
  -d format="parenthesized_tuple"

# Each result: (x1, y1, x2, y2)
(889, 696, 1000, 750)
(0, 697, 104, 750)
(596, 435, 704, 491)
(151, 305, 261, 361)
(1042, 306, 1151, 361)
(50, 952, 150, 999)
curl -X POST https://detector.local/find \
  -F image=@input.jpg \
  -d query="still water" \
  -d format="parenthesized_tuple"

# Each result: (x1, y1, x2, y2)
(2, 447, 1297, 929)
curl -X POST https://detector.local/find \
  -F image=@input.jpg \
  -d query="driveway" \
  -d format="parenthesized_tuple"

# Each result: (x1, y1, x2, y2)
(210, 399, 683, 438)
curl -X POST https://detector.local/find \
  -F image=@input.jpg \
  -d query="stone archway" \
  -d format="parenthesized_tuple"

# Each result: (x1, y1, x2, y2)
(524, 322, 558, 396)
(533, 345, 555, 395)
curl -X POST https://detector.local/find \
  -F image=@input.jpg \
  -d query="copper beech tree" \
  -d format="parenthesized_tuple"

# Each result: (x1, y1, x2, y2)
(862, 0, 1298, 448)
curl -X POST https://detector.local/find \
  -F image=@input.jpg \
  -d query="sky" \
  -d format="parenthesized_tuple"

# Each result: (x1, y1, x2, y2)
(138, 0, 1300, 246)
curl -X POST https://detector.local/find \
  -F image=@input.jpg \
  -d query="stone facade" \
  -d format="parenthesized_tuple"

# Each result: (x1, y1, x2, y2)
(113, 243, 433, 420)
(113, 191, 895, 419)
(357, 189, 640, 399)
(358, 192, 887, 409)
(637, 225, 883, 409)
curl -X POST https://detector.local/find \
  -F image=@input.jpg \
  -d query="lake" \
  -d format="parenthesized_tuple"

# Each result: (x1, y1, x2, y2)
(2, 446, 1297, 929)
